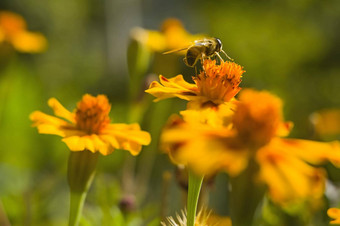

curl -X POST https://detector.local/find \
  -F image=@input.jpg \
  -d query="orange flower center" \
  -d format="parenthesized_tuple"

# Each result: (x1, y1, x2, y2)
(193, 59, 245, 103)
(232, 89, 283, 148)
(75, 94, 111, 134)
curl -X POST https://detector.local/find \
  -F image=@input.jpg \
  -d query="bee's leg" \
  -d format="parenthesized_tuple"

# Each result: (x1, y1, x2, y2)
(201, 54, 206, 71)
(216, 53, 224, 64)
(221, 49, 234, 61)
(201, 54, 205, 64)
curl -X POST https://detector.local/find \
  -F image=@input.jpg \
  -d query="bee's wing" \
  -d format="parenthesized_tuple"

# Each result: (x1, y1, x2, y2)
(162, 47, 189, 55)
(194, 38, 213, 46)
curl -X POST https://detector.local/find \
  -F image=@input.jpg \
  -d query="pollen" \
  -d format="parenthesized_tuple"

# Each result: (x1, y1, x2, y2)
(194, 59, 245, 103)
(75, 94, 111, 134)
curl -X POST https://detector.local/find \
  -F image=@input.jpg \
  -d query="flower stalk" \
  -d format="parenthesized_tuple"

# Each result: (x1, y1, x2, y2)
(187, 170, 204, 226)
(229, 158, 265, 226)
(69, 192, 87, 226)
(67, 150, 99, 226)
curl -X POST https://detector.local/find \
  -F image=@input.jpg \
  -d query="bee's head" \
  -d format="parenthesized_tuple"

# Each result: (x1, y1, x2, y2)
(215, 38, 222, 51)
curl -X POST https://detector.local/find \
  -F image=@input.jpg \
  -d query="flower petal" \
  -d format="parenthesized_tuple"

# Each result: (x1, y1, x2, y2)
(328, 208, 340, 224)
(276, 121, 293, 137)
(102, 123, 151, 155)
(164, 134, 248, 176)
(277, 138, 340, 166)
(145, 75, 199, 102)
(48, 98, 75, 123)
(62, 136, 86, 151)
(181, 102, 234, 128)
(99, 134, 120, 149)
(62, 134, 111, 155)
(161, 116, 245, 176)
(30, 111, 80, 137)
(256, 143, 326, 205)
(11, 31, 47, 53)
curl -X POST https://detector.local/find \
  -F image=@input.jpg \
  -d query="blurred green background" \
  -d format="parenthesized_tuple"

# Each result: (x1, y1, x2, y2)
(0, 0, 340, 225)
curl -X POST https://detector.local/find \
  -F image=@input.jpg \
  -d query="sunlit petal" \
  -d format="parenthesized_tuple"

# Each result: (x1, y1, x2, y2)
(146, 75, 199, 102)
(278, 138, 340, 166)
(48, 98, 75, 123)
(30, 111, 80, 137)
(11, 31, 47, 53)
(257, 144, 326, 204)
(328, 208, 340, 224)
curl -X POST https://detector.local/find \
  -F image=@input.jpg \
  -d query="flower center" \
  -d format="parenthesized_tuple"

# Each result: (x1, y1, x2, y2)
(232, 89, 283, 148)
(75, 94, 111, 134)
(193, 59, 245, 103)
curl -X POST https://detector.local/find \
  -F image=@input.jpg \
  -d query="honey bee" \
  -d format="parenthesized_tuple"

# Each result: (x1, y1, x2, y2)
(163, 37, 232, 67)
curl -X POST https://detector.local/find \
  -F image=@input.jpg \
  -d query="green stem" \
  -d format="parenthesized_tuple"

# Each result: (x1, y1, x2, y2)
(187, 170, 204, 226)
(229, 159, 265, 226)
(67, 150, 98, 226)
(69, 192, 87, 226)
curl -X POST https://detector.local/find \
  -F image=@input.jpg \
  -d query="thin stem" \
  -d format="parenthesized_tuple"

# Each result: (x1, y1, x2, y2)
(187, 170, 204, 226)
(69, 192, 87, 226)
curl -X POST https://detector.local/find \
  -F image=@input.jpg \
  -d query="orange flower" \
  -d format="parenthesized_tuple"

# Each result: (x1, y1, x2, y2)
(146, 59, 245, 104)
(328, 208, 340, 224)
(0, 11, 47, 53)
(30, 94, 151, 156)
(232, 89, 290, 148)
(161, 89, 340, 205)
(194, 59, 244, 103)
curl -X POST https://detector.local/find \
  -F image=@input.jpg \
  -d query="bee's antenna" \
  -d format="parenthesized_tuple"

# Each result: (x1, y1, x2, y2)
(221, 49, 234, 61)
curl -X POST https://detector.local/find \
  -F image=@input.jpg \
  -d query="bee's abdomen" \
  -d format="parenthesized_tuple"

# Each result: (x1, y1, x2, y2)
(184, 47, 202, 67)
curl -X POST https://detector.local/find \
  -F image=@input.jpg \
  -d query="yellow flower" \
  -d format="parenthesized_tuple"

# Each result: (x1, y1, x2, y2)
(146, 59, 245, 104)
(161, 209, 232, 226)
(0, 11, 47, 53)
(131, 18, 204, 53)
(161, 89, 340, 205)
(310, 109, 340, 137)
(160, 18, 203, 51)
(30, 94, 151, 156)
(328, 208, 340, 224)
(130, 27, 166, 52)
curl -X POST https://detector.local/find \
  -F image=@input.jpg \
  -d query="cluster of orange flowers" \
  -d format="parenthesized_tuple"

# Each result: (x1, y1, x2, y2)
(146, 58, 340, 206)
(28, 17, 340, 225)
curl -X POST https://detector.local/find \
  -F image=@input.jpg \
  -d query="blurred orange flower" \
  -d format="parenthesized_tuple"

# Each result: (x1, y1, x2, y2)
(161, 89, 340, 205)
(30, 94, 151, 156)
(146, 59, 245, 104)
(328, 208, 340, 224)
(130, 18, 204, 53)
(0, 11, 47, 53)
